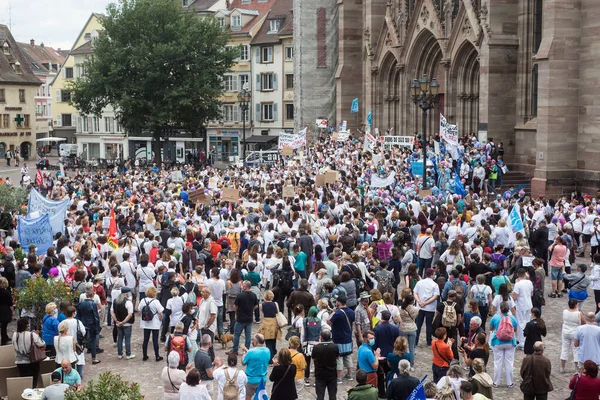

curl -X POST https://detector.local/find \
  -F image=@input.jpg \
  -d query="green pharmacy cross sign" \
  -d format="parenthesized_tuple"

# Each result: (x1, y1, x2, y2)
(14, 114, 24, 127)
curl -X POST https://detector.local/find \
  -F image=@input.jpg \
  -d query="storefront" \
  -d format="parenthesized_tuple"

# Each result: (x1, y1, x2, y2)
(128, 136, 204, 163)
(78, 134, 128, 161)
(208, 130, 240, 163)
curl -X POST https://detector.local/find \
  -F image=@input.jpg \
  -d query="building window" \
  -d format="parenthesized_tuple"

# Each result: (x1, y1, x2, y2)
(218, 18, 225, 29)
(82, 116, 89, 132)
(2, 114, 9, 128)
(92, 117, 100, 132)
(241, 0, 251, 3)
(261, 103, 274, 121)
(231, 15, 242, 30)
(239, 44, 250, 61)
(285, 46, 294, 61)
(65, 67, 74, 79)
(531, 64, 538, 117)
(285, 103, 294, 120)
(223, 75, 238, 92)
(116, 121, 123, 133)
(222, 105, 239, 122)
(2, 43, 10, 55)
(239, 74, 249, 91)
(261, 46, 273, 63)
(533, 0, 543, 54)
(42, 105, 47, 116)
(15, 62, 22, 74)
(0, 89, 4, 102)
(19, 89, 25, 103)
(61, 91, 72, 103)
(261, 73, 274, 91)
(36, 105, 41, 115)
(62, 114, 72, 127)
(104, 117, 114, 132)
(269, 20, 281, 33)
(285, 74, 294, 90)
(23, 115, 30, 128)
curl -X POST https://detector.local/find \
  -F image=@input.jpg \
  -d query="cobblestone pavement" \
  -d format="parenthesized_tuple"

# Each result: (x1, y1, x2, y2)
(8, 256, 597, 399)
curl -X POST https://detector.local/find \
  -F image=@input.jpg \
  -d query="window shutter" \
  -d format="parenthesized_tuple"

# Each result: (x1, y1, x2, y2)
(256, 103, 261, 121)
(233, 76, 239, 91)
(273, 73, 278, 90)
(55, 114, 62, 127)
(273, 103, 278, 121)
(76, 116, 82, 132)
(256, 74, 261, 89)
(233, 106, 239, 122)
(255, 47, 260, 63)
(56, 90, 61, 103)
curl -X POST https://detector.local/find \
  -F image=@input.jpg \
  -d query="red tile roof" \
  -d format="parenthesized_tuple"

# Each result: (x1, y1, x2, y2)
(0, 25, 42, 85)
(228, 0, 276, 35)
(250, 0, 293, 45)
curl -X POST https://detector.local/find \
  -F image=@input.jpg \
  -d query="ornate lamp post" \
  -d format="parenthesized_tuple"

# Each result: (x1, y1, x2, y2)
(411, 74, 440, 190)
(237, 86, 251, 165)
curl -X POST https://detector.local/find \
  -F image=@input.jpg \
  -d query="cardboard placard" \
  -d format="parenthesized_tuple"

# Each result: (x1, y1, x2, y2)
(171, 170, 184, 182)
(222, 188, 240, 203)
(282, 186, 295, 198)
(208, 177, 218, 189)
(315, 174, 326, 187)
(281, 147, 293, 156)
(325, 170, 338, 184)
(188, 189, 203, 202)
(197, 193, 212, 205)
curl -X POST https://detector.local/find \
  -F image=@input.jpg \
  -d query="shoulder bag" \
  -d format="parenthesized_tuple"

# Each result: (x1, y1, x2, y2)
(29, 332, 47, 363)
(566, 374, 580, 400)
(272, 365, 291, 393)
(520, 355, 535, 394)
(275, 303, 288, 328)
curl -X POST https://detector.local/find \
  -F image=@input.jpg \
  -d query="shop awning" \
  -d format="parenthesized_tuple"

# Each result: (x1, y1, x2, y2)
(36, 137, 67, 142)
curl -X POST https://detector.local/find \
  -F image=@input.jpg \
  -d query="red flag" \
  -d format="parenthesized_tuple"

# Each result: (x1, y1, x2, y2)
(36, 169, 43, 186)
(108, 207, 117, 240)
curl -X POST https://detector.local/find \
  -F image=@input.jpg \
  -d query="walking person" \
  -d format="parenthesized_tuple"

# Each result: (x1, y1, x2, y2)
(257, 290, 281, 362)
(329, 294, 355, 383)
(519, 341, 554, 400)
(512, 268, 533, 350)
(138, 286, 164, 362)
(229, 281, 258, 356)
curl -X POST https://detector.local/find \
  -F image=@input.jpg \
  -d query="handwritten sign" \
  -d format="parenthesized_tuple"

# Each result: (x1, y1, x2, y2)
(281, 147, 293, 156)
(222, 188, 240, 203)
(325, 171, 338, 184)
(382, 136, 415, 151)
(282, 186, 295, 198)
(208, 177, 218, 189)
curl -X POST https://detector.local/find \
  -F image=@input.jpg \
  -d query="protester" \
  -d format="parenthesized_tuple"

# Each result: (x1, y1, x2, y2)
(13, 317, 45, 388)
(519, 341, 553, 400)
(569, 360, 600, 400)
(241, 334, 270, 399)
(385, 359, 419, 400)
(213, 354, 248, 400)
(574, 312, 600, 365)
(161, 351, 186, 400)
(178, 368, 211, 400)
(312, 329, 339, 400)
(347, 369, 378, 400)
(489, 302, 518, 387)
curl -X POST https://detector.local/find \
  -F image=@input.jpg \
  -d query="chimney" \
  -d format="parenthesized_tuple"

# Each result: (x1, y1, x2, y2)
(40, 42, 44, 48)
(30, 39, 35, 46)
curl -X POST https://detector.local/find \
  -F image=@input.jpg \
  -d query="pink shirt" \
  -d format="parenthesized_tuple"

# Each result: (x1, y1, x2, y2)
(548, 244, 567, 267)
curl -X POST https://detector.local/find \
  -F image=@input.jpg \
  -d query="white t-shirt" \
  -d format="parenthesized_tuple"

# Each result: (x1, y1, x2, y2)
(583, 214, 596, 235)
(512, 279, 533, 310)
(416, 236, 435, 259)
(205, 278, 226, 307)
(491, 295, 515, 315)
(120, 261, 137, 289)
(177, 382, 211, 400)
(213, 366, 248, 400)
(470, 284, 492, 307)
(376, 304, 400, 323)
(64, 318, 86, 366)
(166, 296, 184, 327)
(138, 297, 164, 330)
(413, 278, 440, 312)
(136, 265, 156, 292)
(60, 247, 76, 265)
(197, 296, 218, 334)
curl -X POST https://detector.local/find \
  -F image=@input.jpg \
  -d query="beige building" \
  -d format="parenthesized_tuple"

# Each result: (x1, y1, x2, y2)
(0, 25, 42, 160)
(299, 0, 600, 197)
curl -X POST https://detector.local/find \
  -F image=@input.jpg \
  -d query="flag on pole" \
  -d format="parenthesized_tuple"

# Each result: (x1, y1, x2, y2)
(36, 169, 43, 186)
(366, 110, 372, 126)
(351, 98, 359, 113)
(107, 207, 119, 250)
(455, 171, 467, 197)
(254, 378, 268, 400)
(407, 375, 428, 400)
(508, 204, 525, 233)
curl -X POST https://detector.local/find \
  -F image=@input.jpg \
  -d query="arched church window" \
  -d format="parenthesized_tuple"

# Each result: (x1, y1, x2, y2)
(531, 64, 538, 117)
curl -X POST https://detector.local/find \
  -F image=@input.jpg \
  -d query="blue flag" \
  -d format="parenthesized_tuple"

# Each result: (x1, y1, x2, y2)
(17, 213, 53, 255)
(367, 110, 372, 126)
(351, 98, 359, 113)
(509, 205, 524, 233)
(455, 172, 467, 197)
(407, 375, 428, 400)
(254, 378, 268, 400)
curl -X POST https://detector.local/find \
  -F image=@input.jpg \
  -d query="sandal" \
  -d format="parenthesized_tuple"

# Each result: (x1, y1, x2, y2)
(548, 292, 556, 298)
(557, 292, 563, 298)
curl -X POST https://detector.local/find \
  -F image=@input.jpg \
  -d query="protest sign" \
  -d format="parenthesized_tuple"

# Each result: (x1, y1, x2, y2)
(242, 201, 261, 209)
(222, 188, 240, 203)
(325, 170, 338, 184)
(315, 174, 326, 187)
(282, 186, 295, 198)
(440, 114, 459, 146)
(316, 119, 328, 129)
(371, 171, 396, 188)
(278, 129, 307, 150)
(17, 214, 53, 255)
(171, 170, 184, 182)
(27, 188, 69, 234)
(208, 177, 218, 189)
(381, 136, 415, 151)
(281, 147, 293, 156)
(102, 217, 110, 229)
(336, 131, 349, 142)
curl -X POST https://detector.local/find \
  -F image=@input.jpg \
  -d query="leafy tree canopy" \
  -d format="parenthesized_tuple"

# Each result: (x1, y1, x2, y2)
(69, 0, 237, 162)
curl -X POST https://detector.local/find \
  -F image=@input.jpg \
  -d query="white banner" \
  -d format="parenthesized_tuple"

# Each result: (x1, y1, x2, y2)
(370, 171, 396, 188)
(381, 136, 414, 151)
(336, 131, 349, 142)
(27, 189, 69, 234)
(440, 114, 458, 146)
(363, 131, 377, 152)
(278, 128, 307, 150)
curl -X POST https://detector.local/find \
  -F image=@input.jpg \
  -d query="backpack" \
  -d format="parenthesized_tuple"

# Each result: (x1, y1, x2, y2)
(140, 238, 149, 255)
(280, 271, 294, 291)
(438, 377, 457, 400)
(70, 281, 85, 307)
(473, 285, 488, 307)
(441, 301, 457, 328)
(367, 223, 376, 236)
(183, 284, 197, 304)
(141, 299, 156, 322)
(169, 334, 187, 365)
(375, 270, 392, 294)
(496, 315, 515, 341)
(223, 369, 240, 400)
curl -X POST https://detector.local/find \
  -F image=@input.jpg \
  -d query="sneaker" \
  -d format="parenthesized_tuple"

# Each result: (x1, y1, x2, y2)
(344, 374, 353, 381)
(92, 359, 101, 365)
(156, 356, 164, 362)
(304, 379, 310, 387)
(126, 355, 136, 360)
(117, 355, 123, 360)
(492, 384, 498, 388)
(336, 378, 343, 384)
(507, 383, 515, 388)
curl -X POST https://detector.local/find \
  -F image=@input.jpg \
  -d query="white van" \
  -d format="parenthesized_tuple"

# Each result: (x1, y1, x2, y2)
(59, 144, 78, 158)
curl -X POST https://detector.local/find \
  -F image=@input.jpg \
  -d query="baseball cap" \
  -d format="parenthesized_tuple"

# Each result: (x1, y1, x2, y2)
(121, 287, 132, 294)
(51, 371, 62, 382)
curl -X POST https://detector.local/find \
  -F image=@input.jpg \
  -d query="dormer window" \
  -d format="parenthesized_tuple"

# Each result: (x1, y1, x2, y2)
(269, 19, 281, 33)
(15, 61, 22, 74)
(217, 17, 225, 29)
(231, 15, 242, 30)
(2, 42, 10, 55)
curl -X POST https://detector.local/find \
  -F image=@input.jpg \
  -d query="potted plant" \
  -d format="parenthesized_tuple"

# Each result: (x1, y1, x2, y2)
(14, 276, 74, 331)
(64, 372, 143, 400)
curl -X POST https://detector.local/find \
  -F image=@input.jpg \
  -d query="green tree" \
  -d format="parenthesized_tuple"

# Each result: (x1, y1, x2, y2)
(69, 0, 237, 164)
(14, 276, 74, 331)
(64, 372, 143, 400)
(0, 184, 27, 213)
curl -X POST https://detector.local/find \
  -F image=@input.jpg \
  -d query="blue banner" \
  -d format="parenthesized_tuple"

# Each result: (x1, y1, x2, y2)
(254, 377, 268, 400)
(27, 188, 69, 234)
(17, 214, 53, 255)
(407, 375, 428, 400)
(455, 171, 467, 197)
(367, 110, 372, 126)
(509, 205, 524, 232)
(351, 98, 359, 113)
(411, 161, 424, 176)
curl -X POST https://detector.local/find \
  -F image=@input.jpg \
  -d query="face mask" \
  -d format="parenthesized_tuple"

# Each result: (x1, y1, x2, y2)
(369, 339, 375, 347)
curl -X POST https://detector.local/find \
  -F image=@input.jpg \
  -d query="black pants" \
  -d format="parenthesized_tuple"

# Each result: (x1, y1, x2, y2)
(228, 311, 236, 334)
(265, 339, 276, 363)
(276, 289, 293, 321)
(160, 313, 171, 341)
(142, 329, 160, 359)
(479, 305, 490, 330)
(17, 362, 40, 388)
(0, 321, 9, 344)
(45, 344, 56, 358)
(304, 354, 312, 379)
(432, 364, 448, 384)
(377, 363, 390, 397)
(524, 394, 548, 400)
(595, 290, 600, 314)
(415, 310, 435, 346)
(315, 377, 337, 400)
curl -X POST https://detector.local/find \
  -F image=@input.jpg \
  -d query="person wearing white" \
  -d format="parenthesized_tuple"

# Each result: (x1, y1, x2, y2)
(178, 369, 211, 400)
(120, 254, 137, 291)
(136, 256, 156, 301)
(138, 287, 164, 362)
(213, 356, 248, 400)
(560, 299, 583, 373)
(413, 269, 440, 346)
(511, 269, 533, 349)
(166, 287, 184, 328)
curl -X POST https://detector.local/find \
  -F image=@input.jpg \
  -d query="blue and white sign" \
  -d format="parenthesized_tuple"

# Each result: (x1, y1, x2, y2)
(351, 98, 359, 113)
(27, 188, 69, 234)
(411, 161, 424, 176)
(17, 214, 53, 255)
(509, 205, 524, 233)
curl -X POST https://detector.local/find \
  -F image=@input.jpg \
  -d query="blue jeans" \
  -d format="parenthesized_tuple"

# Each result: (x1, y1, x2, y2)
(415, 310, 435, 346)
(117, 325, 133, 356)
(106, 302, 112, 326)
(232, 322, 252, 353)
(399, 330, 417, 367)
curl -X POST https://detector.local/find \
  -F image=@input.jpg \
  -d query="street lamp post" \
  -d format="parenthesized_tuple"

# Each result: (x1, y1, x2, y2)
(237, 86, 251, 165)
(411, 74, 440, 190)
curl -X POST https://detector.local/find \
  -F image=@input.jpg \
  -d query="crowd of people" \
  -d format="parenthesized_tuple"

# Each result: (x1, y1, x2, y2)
(1, 132, 600, 400)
